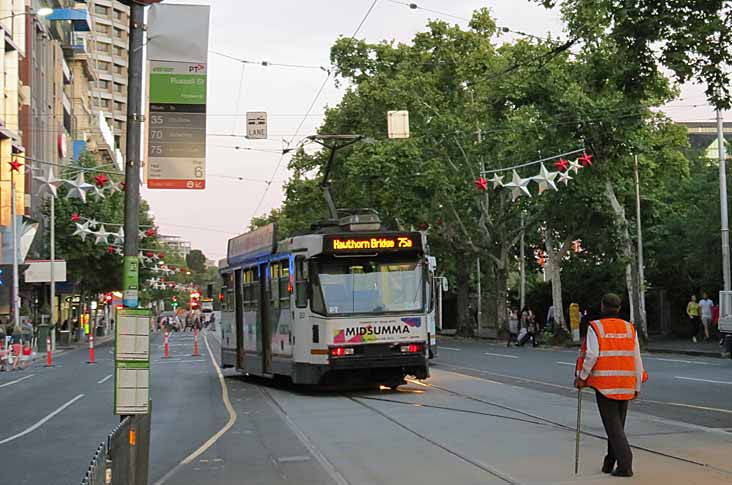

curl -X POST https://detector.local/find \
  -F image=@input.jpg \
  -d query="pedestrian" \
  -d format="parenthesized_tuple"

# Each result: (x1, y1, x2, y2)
(575, 293, 647, 477)
(11, 337, 21, 371)
(698, 292, 714, 342)
(507, 308, 519, 347)
(20, 339, 32, 370)
(686, 294, 701, 343)
(518, 307, 538, 347)
(0, 340, 7, 371)
(546, 305, 555, 333)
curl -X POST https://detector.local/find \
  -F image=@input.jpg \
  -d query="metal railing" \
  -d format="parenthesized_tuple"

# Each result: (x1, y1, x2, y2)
(81, 415, 150, 485)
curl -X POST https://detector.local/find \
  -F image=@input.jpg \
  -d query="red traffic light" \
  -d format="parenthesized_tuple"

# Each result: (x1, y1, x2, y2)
(191, 301, 200, 309)
(218, 292, 224, 302)
(104, 293, 113, 303)
(190, 291, 201, 299)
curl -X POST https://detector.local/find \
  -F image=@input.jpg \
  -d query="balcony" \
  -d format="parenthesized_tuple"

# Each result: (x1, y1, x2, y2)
(48, 9, 92, 32)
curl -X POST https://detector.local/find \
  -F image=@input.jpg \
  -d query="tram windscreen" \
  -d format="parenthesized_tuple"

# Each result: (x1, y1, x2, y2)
(314, 259, 423, 315)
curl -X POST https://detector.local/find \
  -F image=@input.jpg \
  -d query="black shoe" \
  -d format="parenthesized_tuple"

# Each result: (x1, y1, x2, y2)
(602, 457, 615, 474)
(611, 469, 634, 477)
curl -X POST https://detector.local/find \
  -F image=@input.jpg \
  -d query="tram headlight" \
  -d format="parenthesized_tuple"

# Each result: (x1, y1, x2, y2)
(400, 343, 423, 353)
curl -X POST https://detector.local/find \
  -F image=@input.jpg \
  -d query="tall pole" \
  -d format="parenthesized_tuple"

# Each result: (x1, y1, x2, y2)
(476, 258, 481, 336)
(11, 172, 20, 331)
(633, 154, 646, 326)
(717, 109, 731, 292)
(122, 4, 145, 309)
(520, 211, 526, 310)
(50, 194, 55, 327)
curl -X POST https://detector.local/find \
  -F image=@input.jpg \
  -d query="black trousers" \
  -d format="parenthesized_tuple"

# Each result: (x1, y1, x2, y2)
(595, 391, 633, 472)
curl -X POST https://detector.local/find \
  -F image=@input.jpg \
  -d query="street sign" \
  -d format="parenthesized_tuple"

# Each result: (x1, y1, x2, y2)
(146, 61, 207, 189)
(387, 110, 410, 139)
(246, 112, 268, 139)
(116, 309, 150, 361)
(115, 308, 151, 415)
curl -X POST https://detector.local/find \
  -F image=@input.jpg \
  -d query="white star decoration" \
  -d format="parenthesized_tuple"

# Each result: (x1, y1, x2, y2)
(532, 164, 559, 194)
(106, 181, 123, 193)
(569, 158, 582, 175)
(558, 170, 573, 186)
(88, 185, 106, 201)
(504, 170, 532, 200)
(94, 225, 110, 245)
(33, 168, 62, 196)
(112, 227, 125, 245)
(65, 174, 93, 203)
(488, 173, 504, 189)
(72, 221, 92, 242)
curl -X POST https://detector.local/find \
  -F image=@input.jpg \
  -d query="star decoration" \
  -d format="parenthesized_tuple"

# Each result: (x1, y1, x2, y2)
(9, 159, 22, 172)
(158, 252, 166, 259)
(488, 173, 504, 189)
(107, 246, 116, 254)
(531, 163, 559, 194)
(146, 251, 154, 258)
(72, 221, 92, 242)
(558, 170, 573, 186)
(33, 168, 62, 196)
(554, 158, 569, 172)
(568, 158, 582, 175)
(503, 170, 532, 201)
(114, 247, 123, 256)
(112, 227, 125, 245)
(475, 177, 489, 191)
(65, 174, 93, 203)
(106, 180, 123, 193)
(88, 185, 106, 201)
(87, 218, 99, 229)
(145, 228, 156, 237)
(121, 182, 127, 191)
(71, 213, 81, 223)
(578, 152, 593, 167)
(93, 225, 111, 245)
(95, 173, 109, 188)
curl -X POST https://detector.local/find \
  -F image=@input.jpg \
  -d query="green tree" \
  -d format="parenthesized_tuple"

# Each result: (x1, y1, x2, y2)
(186, 249, 207, 274)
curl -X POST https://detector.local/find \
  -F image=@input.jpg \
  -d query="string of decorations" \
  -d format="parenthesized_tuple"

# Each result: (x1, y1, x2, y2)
(475, 148, 593, 200)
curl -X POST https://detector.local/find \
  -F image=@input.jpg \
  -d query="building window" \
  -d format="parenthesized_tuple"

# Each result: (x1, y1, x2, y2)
(114, 9, 123, 20)
(114, 64, 124, 75)
(114, 83, 124, 93)
(97, 80, 108, 89)
(99, 99, 109, 108)
(95, 5, 108, 16)
(98, 42, 110, 53)
(98, 61, 110, 71)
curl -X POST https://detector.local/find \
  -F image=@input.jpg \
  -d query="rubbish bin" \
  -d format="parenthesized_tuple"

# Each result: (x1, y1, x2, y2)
(96, 325, 104, 337)
(723, 335, 732, 358)
(59, 330, 71, 347)
(36, 324, 52, 352)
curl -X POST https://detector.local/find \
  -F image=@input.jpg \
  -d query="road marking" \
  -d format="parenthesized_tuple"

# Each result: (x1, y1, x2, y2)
(439, 347, 461, 351)
(640, 398, 732, 415)
(0, 374, 34, 388)
(154, 335, 236, 485)
(0, 394, 84, 445)
(648, 357, 718, 366)
(675, 376, 732, 385)
(556, 362, 575, 366)
(484, 352, 518, 359)
(97, 374, 112, 384)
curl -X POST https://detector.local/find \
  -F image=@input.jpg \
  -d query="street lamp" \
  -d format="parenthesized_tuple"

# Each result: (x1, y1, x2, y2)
(0, 8, 54, 22)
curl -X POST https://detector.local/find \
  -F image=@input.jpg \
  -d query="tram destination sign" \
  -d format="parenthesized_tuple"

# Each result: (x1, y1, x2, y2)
(146, 60, 207, 189)
(324, 233, 422, 254)
(228, 223, 277, 265)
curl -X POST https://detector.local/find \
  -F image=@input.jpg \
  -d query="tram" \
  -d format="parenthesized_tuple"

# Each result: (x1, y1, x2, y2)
(219, 214, 437, 387)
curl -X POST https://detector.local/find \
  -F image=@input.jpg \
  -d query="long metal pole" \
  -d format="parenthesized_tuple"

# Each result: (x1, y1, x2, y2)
(50, 194, 55, 327)
(575, 388, 582, 475)
(633, 155, 646, 327)
(11, 172, 19, 331)
(476, 258, 481, 336)
(122, 4, 145, 309)
(520, 212, 526, 310)
(718, 109, 731, 292)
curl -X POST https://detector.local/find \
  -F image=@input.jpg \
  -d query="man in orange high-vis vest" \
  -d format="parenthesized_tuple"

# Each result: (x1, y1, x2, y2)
(574, 293, 647, 478)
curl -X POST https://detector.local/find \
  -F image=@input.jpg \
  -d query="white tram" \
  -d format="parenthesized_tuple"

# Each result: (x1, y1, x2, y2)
(219, 219, 437, 387)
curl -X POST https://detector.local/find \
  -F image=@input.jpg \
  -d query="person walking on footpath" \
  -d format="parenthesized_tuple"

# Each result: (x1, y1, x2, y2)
(507, 308, 519, 347)
(699, 292, 714, 342)
(575, 293, 647, 478)
(686, 294, 701, 343)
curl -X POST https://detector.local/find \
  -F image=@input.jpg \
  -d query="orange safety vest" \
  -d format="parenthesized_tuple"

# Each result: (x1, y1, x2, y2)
(576, 318, 647, 401)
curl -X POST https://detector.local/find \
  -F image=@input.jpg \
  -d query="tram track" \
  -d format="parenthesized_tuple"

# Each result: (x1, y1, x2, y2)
(405, 376, 732, 478)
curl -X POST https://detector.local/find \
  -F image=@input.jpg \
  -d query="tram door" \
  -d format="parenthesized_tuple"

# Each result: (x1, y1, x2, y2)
(234, 269, 244, 368)
(259, 262, 272, 374)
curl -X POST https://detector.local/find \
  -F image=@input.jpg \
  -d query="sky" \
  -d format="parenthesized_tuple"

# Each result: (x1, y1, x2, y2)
(141, 0, 723, 262)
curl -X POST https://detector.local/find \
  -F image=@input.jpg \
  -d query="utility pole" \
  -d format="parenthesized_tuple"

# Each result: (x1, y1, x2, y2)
(717, 109, 731, 292)
(520, 211, 526, 310)
(11, 171, 20, 331)
(476, 258, 481, 336)
(633, 154, 647, 331)
(50, 192, 55, 330)
(122, 3, 145, 309)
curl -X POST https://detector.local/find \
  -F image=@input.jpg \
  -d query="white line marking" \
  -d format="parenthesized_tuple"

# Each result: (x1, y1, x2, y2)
(556, 362, 575, 366)
(0, 394, 84, 445)
(0, 374, 34, 388)
(97, 374, 112, 384)
(648, 357, 718, 366)
(484, 352, 518, 359)
(675, 376, 732, 385)
(154, 335, 237, 485)
(439, 347, 461, 351)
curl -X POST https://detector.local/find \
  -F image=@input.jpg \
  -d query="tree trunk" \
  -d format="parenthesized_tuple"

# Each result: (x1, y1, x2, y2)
(493, 249, 509, 333)
(605, 181, 647, 340)
(456, 261, 472, 336)
(545, 232, 567, 330)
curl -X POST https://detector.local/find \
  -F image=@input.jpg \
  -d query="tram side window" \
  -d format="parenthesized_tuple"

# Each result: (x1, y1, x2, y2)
(279, 264, 290, 309)
(295, 256, 307, 308)
(270, 263, 280, 308)
(223, 272, 235, 311)
(242, 269, 253, 311)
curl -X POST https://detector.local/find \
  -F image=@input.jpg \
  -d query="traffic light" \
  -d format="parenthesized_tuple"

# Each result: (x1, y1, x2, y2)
(104, 293, 113, 304)
(190, 291, 200, 310)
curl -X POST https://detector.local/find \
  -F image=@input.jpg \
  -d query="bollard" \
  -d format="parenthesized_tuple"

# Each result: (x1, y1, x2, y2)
(45, 335, 53, 367)
(192, 327, 200, 356)
(164, 331, 170, 358)
(88, 334, 96, 364)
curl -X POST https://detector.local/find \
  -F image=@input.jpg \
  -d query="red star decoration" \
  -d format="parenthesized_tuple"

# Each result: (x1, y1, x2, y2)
(94, 173, 109, 188)
(107, 246, 116, 254)
(145, 251, 154, 258)
(9, 159, 22, 172)
(145, 228, 156, 237)
(169, 265, 176, 271)
(578, 152, 593, 167)
(158, 252, 165, 259)
(554, 158, 569, 171)
(475, 177, 489, 191)
(418, 222, 429, 231)
(71, 213, 81, 222)
(121, 182, 127, 191)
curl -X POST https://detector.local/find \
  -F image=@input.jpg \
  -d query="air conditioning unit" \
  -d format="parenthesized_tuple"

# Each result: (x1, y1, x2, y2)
(19, 85, 31, 106)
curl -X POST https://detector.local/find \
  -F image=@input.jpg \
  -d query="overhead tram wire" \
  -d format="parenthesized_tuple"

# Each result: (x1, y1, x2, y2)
(248, 0, 381, 221)
(210, 50, 329, 72)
